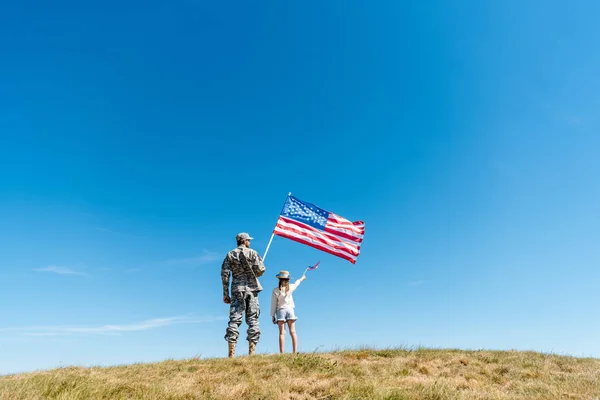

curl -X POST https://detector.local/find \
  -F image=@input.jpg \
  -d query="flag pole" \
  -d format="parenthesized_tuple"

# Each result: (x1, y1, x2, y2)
(262, 234, 275, 261)
(262, 192, 291, 261)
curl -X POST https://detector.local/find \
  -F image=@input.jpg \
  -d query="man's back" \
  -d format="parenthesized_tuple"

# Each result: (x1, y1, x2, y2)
(222, 246, 266, 293)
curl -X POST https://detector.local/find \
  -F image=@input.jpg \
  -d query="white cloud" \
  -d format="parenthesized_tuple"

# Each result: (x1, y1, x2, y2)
(23, 332, 62, 337)
(66, 316, 218, 334)
(408, 280, 424, 286)
(167, 249, 220, 265)
(1, 315, 226, 337)
(33, 266, 85, 276)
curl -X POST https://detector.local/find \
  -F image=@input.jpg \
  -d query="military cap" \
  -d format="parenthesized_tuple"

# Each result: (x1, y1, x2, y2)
(236, 232, 254, 241)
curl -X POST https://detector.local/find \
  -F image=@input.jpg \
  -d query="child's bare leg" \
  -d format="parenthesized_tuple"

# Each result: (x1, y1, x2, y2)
(277, 321, 286, 353)
(287, 320, 298, 353)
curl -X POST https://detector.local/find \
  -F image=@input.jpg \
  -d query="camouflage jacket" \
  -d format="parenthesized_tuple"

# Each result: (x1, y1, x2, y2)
(221, 246, 266, 295)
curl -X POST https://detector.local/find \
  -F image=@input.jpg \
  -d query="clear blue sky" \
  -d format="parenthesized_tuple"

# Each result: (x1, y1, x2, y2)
(1, 0, 599, 374)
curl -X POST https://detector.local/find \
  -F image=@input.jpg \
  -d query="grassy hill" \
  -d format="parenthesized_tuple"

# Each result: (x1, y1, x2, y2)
(1, 348, 599, 399)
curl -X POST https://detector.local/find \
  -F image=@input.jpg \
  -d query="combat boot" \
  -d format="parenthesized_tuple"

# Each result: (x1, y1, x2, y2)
(249, 342, 256, 356)
(228, 342, 236, 358)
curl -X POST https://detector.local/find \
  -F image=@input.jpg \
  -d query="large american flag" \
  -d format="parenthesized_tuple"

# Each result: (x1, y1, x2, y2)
(273, 195, 365, 264)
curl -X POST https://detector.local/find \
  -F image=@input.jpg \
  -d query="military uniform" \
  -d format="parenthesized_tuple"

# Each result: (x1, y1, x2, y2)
(221, 237, 266, 346)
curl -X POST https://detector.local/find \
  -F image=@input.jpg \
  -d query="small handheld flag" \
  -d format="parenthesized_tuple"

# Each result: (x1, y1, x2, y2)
(303, 261, 320, 276)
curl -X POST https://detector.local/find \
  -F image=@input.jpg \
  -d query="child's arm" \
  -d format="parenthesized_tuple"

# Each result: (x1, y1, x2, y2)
(289, 275, 306, 294)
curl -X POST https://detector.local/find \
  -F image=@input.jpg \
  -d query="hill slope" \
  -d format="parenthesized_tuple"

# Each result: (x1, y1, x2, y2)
(1, 348, 599, 399)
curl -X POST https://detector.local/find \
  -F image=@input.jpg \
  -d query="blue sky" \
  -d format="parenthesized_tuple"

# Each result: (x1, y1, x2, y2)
(1, 0, 600, 373)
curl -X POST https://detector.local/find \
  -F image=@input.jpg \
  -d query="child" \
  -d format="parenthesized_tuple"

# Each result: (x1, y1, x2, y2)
(270, 270, 306, 354)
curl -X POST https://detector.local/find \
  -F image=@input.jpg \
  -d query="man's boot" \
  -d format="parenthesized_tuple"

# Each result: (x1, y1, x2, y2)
(228, 342, 236, 358)
(249, 342, 256, 356)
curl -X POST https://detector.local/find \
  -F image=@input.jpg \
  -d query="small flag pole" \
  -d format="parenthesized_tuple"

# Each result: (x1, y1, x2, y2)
(262, 192, 292, 261)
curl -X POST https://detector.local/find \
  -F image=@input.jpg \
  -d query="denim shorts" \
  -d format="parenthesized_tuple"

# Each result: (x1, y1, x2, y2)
(275, 307, 297, 322)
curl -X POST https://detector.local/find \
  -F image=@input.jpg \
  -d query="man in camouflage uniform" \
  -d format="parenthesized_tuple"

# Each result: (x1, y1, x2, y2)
(221, 232, 266, 357)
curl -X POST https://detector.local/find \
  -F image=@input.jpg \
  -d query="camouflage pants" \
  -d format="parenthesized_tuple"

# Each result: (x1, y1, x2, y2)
(225, 290, 260, 344)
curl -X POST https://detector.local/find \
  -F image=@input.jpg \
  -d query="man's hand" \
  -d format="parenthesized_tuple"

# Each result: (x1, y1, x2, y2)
(223, 295, 231, 304)
(272, 316, 277, 324)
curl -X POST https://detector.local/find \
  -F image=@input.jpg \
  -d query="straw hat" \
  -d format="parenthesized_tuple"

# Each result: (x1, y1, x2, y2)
(276, 270, 290, 279)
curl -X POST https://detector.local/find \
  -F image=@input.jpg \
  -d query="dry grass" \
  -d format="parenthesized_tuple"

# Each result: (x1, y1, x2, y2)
(1, 347, 599, 399)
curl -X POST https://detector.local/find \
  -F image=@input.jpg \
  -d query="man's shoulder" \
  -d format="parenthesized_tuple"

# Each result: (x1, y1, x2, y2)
(224, 248, 236, 258)
(227, 246, 258, 256)
(241, 247, 261, 258)
(228, 246, 245, 255)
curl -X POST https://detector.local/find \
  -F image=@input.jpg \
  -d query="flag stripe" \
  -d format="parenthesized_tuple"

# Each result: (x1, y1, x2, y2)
(323, 227, 362, 243)
(275, 217, 360, 256)
(324, 222, 364, 242)
(274, 221, 360, 259)
(278, 216, 362, 250)
(274, 229, 357, 264)
(277, 217, 362, 254)
(326, 213, 364, 242)
(328, 213, 365, 232)
(327, 221, 364, 235)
